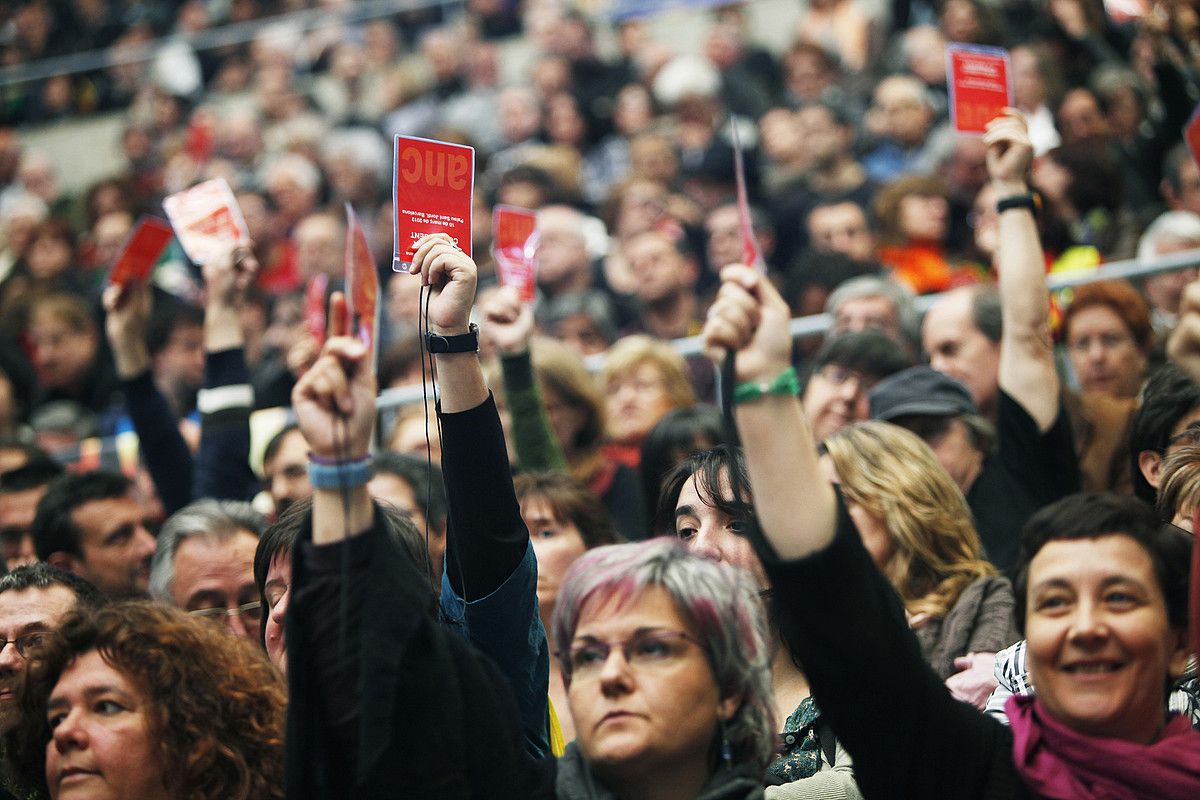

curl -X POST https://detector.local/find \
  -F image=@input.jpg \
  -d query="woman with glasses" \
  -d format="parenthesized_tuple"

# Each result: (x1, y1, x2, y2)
(11, 601, 285, 800)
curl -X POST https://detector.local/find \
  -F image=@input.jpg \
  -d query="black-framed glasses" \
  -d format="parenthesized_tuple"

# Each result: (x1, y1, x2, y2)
(559, 630, 701, 679)
(0, 631, 50, 658)
(189, 601, 263, 625)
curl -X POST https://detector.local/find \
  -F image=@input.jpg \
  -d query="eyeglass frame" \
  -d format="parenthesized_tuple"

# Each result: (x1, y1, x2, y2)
(189, 600, 263, 625)
(556, 629, 705, 681)
(0, 631, 51, 658)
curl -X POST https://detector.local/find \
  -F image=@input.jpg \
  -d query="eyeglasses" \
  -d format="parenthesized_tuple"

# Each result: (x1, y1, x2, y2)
(817, 365, 872, 392)
(189, 601, 263, 625)
(0, 631, 50, 658)
(560, 630, 701, 679)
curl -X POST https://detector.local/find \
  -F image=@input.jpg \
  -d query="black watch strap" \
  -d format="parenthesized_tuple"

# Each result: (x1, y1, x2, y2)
(995, 193, 1040, 217)
(425, 323, 480, 354)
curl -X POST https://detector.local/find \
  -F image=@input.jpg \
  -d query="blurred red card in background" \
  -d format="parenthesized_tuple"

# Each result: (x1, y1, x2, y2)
(493, 205, 538, 302)
(109, 216, 173, 287)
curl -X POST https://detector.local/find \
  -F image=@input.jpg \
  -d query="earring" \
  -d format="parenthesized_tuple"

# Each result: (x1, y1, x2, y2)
(720, 720, 733, 769)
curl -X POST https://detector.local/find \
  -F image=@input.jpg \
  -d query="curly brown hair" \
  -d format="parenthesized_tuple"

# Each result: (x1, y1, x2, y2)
(14, 601, 285, 800)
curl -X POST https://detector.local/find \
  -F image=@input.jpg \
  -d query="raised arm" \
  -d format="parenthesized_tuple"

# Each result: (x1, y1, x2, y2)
(991, 110, 1060, 432)
(194, 246, 259, 501)
(103, 280, 194, 515)
(702, 264, 836, 558)
(481, 285, 568, 473)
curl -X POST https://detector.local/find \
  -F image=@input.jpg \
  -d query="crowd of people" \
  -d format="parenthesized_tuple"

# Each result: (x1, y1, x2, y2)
(0, 0, 1198, 798)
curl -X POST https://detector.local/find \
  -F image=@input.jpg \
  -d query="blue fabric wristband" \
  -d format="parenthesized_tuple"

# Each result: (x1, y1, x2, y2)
(307, 455, 373, 489)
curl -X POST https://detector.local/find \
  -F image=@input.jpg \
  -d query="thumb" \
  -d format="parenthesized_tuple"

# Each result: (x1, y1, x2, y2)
(953, 656, 974, 672)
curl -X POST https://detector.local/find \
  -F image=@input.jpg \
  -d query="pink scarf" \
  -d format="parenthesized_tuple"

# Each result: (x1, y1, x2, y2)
(1007, 694, 1200, 800)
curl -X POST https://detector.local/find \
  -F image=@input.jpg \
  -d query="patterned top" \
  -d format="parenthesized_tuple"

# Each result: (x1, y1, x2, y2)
(767, 696, 824, 782)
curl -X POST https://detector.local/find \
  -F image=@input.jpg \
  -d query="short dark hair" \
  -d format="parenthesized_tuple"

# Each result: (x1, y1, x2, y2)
(513, 472, 622, 549)
(372, 451, 448, 531)
(263, 424, 301, 470)
(807, 329, 911, 384)
(146, 301, 204, 356)
(639, 405, 729, 527)
(31, 471, 132, 560)
(1012, 493, 1191, 634)
(0, 441, 52, 475)
(0, 563, 106, 609)
(1130, 364, 1200, 503)
(653, 445, 752, 537)
(0, 457, 63, 494)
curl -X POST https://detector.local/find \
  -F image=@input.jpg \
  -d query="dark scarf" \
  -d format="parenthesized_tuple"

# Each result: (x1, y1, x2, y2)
(1007, 694, 1200, 800)
(554, 742, 764, 800)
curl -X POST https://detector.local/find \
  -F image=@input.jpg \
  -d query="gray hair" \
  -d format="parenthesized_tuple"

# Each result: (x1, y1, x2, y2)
(826, 274, 920, 343)
(149, 499, 266, 603)
(552, 538, 776, 771)
(322, 127, 391, 183)
(1137, 211, 1200, 262)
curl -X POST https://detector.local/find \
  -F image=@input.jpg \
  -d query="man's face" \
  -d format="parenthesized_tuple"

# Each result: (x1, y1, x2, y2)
(873, 80, 932, 147)
(922, 290, 1000, 413)
(535, 211, 590, 293)
(294, 216, 343, 279)
(832, 295, 902, 343)
(1057, 89, 1109, 144)
(172, 530, 260, 642)
(28, 313, 96, 392)
(0, 485, 46, 571)
(0, 584, 76, 733)
(704, 206, 743, 273)
(1166, 158, 1200, 215)
(795, 106, 846, 167)
(808, 203, 874, 263)
(154, 323, 205, 396)
(265, 429, 311, 517)
(67, 494, 156, 599)
(626, 234, 692, 305)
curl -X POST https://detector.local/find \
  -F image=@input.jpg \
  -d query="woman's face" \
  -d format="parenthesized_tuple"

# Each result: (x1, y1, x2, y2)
(606, 362, 675, 446)
(567, 585, 737, 783)
(897, 193, 948, 243)
(522, 495, 588, 618)
(674, 472, 766, 588)
(263, 551, 292, 675)
(1066, 305, 1147, 399)
(46, 650, 171, 800)
(1024, 534, 1189, 744)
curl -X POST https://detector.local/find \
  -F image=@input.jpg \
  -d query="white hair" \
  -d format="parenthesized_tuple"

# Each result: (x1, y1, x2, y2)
(1138, 211, 1200, 261)
(322, 127, 390, 180)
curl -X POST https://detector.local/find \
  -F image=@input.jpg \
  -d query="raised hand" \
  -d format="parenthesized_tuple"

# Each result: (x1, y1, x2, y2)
(983, 110, 1033, 195)
(102, 280, 152, 378)
(702, 264, 793, 383)
(291, 293, 377, 461)
(203, 244, 259, 310)
(407, 233, 477, 334)
(480, 285, 534, 355)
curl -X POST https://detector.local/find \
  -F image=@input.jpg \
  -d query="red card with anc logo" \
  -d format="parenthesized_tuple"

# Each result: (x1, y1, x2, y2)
(946, 44, 1012, 135)
(304, 272, 329, 346)
(108, 216, 173, 287)
(392, 135, 474, 272)
(345, 203, 379, 353)
(1186, 103, 1200, 171)
(162, 178, 249, 265)
(492, 205, 538, 302)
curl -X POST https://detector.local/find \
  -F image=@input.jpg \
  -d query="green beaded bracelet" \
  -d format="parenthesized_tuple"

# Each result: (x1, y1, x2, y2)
(732, 366, 801, 405)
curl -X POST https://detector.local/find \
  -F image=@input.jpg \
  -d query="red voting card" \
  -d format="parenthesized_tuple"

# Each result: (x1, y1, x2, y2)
(1186, 104, 1200, 171)
(109, 216, 173, 287)
(730, 121, 765, 274)
(946, 45, 1012, 135)
(392, 135, 474, 272)
(492, 205, 538, 302)
(345, 203, 379, 353)
(162, 178, 249, 265)
(304, 273, 329, 347)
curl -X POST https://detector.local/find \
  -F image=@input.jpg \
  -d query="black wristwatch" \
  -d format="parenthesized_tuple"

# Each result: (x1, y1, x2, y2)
(995, 193, 1040, 217)
(425, 323, 480, 354)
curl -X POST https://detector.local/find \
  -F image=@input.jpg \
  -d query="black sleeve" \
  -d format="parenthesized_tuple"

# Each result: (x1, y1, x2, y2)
(193, 348, 258, 501)
(439, 393, 529, 601)
(996, 390, 1080, 507)
(120, 370, 193, 515)
(761, 493, 1020, 799)
(285, 507, 552, 800)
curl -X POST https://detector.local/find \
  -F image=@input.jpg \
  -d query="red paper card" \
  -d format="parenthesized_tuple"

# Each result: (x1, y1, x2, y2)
(162, 178, 249, 264)
(345, 203, 379, 353)
(1186, 104, 1200, 172)
(492, 205, 538, 302)
(109, 216, 173, 287)
(392, 135, 474, 271)
(946, 44, 1012, 135)
(304, 273, 329, 346)
(729, 120, 765, 274)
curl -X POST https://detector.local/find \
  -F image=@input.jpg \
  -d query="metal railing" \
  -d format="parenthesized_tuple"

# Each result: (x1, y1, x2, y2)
(375, 245, 1200, 410)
